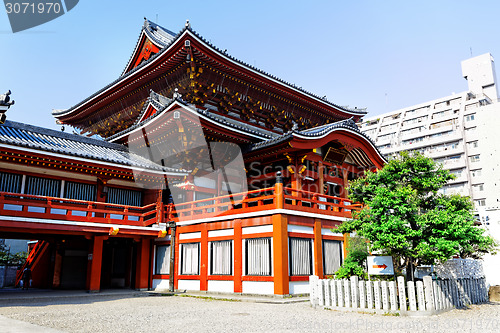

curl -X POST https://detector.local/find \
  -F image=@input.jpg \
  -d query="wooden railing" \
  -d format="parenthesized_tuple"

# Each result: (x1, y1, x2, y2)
(165, 183, 360, 222)
(0, 184, 360, 227)
(0, 192, 158, 227)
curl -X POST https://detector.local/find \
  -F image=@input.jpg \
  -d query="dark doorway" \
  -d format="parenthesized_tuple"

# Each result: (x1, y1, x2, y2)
(100, 238, 136, 289)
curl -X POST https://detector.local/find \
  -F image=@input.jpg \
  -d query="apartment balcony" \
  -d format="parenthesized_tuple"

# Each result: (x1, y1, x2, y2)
(448, 173, 468, 184)
(428, 145, 465, 159)
(440, 158, 467, 169)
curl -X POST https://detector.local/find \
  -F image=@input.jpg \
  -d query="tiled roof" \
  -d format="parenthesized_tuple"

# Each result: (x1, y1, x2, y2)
(54, 21, 366, 120)
(245, 118, 384, 157)
(106, 95, 276, 142)
(0, 120, 184, 173)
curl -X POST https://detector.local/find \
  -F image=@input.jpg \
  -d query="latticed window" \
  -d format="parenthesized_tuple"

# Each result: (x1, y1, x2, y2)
(0, 172, 22, 193)
(323, 240, 343, 275)
(107, 187, 142, 206)
(180, 243, 200, 275)
(25, 176, 61, 197)
(155, 245, 170, 275)
(210, 240, 232, 275)
(245, 238, 271, 276)
(289, 237, 313, 276)
(64, 181, 96, 201)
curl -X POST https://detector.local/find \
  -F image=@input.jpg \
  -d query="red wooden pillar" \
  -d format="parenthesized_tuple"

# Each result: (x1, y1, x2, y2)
(135, 238, 151, 290)
(234, 219, 242, 293)
(200, 225, 208, 291)
(173, 229, 180, 290)
(273, 213, 289, 295)
(87, 235, 105, 292)
(342, 168, 349, 199)
(313, 219, 323, 278)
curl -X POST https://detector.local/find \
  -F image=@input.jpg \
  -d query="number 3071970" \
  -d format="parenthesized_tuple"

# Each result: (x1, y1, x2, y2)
(5, 2, 61, 14)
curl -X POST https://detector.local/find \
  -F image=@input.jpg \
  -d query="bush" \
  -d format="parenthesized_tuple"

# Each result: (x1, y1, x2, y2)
(334, 235, 368, 280)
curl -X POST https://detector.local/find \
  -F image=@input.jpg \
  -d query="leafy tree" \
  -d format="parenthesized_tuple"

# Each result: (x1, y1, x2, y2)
(336, 151, 497, 281)
(0, 244, 27, 266)
(334, 235, 369, 279)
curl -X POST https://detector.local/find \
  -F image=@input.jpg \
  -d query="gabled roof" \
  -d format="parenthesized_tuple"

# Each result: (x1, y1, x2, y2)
(122, 19, 177, 75)
(245, 118, 386, 168)
(0, 120, 185, 174)
(54, 21, 367, 124)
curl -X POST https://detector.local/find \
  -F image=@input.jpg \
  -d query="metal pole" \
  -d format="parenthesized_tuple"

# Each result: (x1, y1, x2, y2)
(168, 221, 176, 292)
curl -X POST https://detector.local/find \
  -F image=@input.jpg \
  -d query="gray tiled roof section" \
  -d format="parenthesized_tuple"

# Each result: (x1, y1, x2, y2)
(0, 120, 182, 172)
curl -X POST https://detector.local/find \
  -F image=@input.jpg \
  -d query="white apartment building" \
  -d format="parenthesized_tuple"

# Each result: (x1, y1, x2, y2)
(358, 53, 500, 286)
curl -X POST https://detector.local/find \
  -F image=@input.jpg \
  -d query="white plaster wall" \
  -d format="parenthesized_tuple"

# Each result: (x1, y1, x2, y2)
(207, 280, 234, 293)
(179, 232, 201, 240)
(289, 281, 310, 295)
(208, 229, 234, 237)
(242, 225, 273, 234)
(177, 280, 200, 291)
(241, 281, 274, 295)
(287, 225, 313, 234)
(152, 279, 170, 291)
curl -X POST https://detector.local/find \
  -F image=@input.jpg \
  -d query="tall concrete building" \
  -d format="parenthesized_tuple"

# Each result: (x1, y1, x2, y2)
(358, 53, 500, 286)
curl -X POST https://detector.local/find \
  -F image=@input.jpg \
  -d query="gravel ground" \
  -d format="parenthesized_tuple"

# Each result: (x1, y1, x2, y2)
(0, 294, 499, 332)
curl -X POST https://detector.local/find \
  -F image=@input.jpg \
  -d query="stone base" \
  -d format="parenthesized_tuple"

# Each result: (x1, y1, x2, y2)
(489, 286, 500, 302)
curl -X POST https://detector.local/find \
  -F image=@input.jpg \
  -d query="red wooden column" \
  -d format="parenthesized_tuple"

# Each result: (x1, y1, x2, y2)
(87, 235, 106, 292)
(313, 219, 323, 278)
(234, 219, 243, 293)
(135, 238, 151, 290)
(200, 224, 208, 291)
(273, 213, 288, 295)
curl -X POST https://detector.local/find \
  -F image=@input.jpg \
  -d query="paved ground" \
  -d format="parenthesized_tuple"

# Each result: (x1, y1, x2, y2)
(0, 289, 499, 332)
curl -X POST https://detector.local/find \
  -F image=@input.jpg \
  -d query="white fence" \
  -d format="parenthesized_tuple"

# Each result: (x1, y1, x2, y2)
(309, 275, 488, 316)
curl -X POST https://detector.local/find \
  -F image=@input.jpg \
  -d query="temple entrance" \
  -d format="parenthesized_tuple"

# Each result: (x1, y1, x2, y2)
(100, 238, 136, 289)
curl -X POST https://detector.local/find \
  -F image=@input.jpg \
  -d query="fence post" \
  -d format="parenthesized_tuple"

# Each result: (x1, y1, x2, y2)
(318, 279, 325, 307)
(373, 281, 381, 310)
(407, 281, 417, 311)
(344, 279, 351, 308)
(366, 280, 373, 310)
(423, 276, 435, 312)
(350, 276, 359, 308)
(389, 281, 398, 311)
(359, 280, 366, 309)
(381, 281, 389, 310)
(309, 275, 317, 306)
(337, 280, 344, 307)
(416, 281, 425, 311)
(324, 279, 331, 307)
(397, 276, 407, 313)
(330, 280, 337, 307)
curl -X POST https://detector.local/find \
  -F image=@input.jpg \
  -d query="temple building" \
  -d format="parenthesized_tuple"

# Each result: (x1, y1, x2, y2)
(0, 20, 384, 294)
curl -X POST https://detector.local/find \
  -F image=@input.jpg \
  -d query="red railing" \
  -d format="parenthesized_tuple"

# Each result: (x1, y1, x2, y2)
(0, 192, 158, 227)
(0, 185, 360, 227)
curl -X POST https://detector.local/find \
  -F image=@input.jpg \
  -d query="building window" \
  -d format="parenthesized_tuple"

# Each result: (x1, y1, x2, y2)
(289, 237, 313, 276)
(471, 169, 482, 177)
(475, 199, 486, 207)
(155, 245, 171, 275)
(25, 176, 61, 197)
(107, 187, 142, 206)
(180, 243, 200, 275)
(64, 182, 96, 201)
(323, 240, 343, 275)
(469, 155, 480, 163)
(467, 141, 479, 149)
(465, 114, 475, 122)
(473, 184, 484, 191)
(0, 172, 22, 193)
(245, 238, 271, 276)
(210, 240, 232, 275)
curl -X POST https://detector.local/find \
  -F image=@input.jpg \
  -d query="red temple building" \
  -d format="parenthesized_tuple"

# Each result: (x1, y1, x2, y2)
(0, 20, 385, 295)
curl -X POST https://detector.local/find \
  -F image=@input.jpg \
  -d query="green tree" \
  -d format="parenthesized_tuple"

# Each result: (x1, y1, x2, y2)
(334, 235, 369, 279)
(336, 151, 497, 281)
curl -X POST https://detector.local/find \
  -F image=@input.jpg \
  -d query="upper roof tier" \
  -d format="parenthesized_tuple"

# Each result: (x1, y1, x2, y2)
(54, 20, 367, 138)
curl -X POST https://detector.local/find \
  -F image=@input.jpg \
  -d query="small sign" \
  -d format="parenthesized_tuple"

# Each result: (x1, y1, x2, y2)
(367, 256, 394, 275)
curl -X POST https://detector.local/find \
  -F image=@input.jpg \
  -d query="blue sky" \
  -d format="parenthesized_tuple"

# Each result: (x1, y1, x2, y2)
(2, 1, 500, 131)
